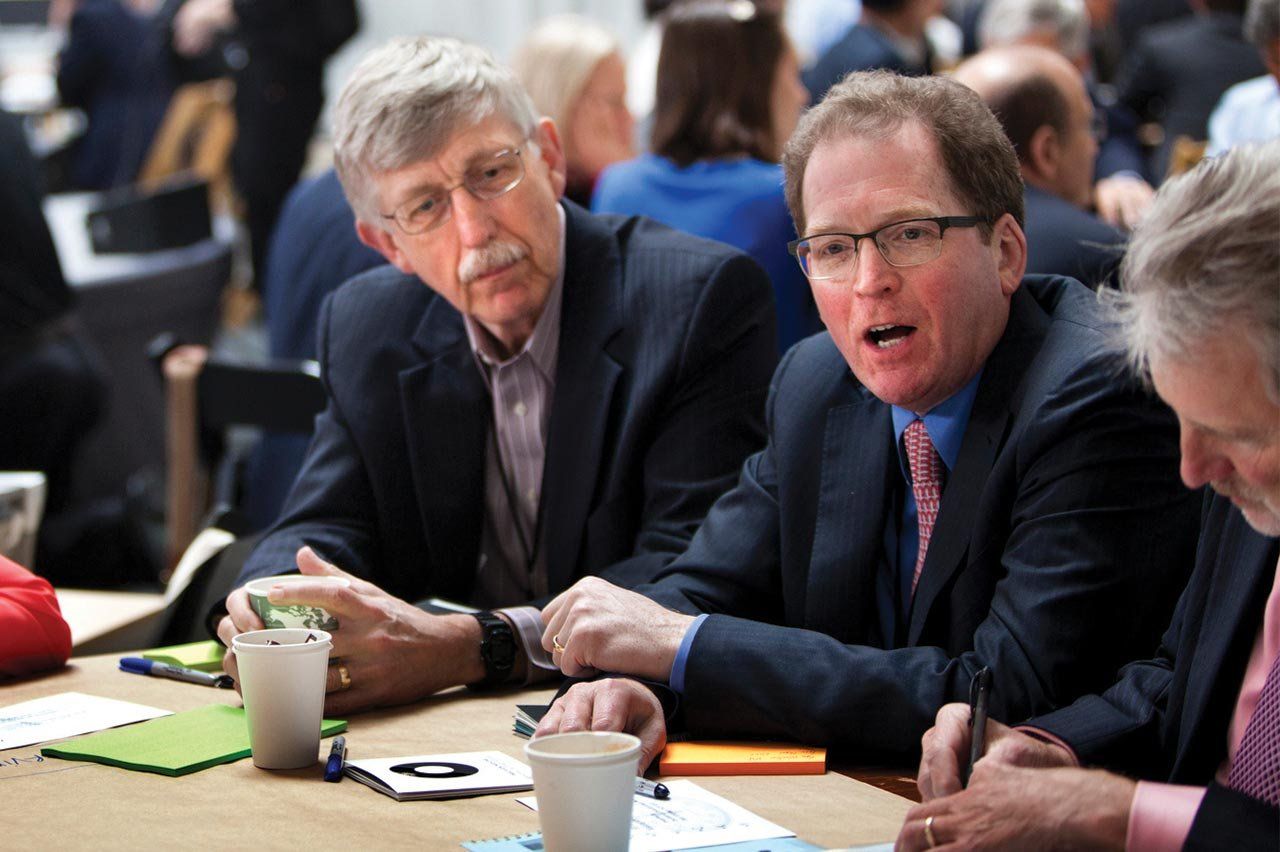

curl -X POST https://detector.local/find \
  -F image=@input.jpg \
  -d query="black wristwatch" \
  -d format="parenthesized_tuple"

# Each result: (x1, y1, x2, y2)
(469, 611, 516, 689)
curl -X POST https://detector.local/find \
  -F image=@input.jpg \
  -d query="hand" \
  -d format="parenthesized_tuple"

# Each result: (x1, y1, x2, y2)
(172, 0, 236, 57)
(896, 763, 1136, 851)
(1093, 175, 1155, 232)
(535, 678, 668, 771)
(217, 547, 487, 714)
(916, 703, 1074, 801)
(540, 577, 693, 681)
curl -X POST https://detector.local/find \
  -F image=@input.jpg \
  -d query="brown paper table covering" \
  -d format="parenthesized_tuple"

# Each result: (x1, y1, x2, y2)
(0, 653, 912, 850)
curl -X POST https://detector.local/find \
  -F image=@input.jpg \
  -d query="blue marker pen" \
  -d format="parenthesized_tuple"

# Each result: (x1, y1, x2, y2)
(324, 736, 346, 782)
(119, 657, 233, 689)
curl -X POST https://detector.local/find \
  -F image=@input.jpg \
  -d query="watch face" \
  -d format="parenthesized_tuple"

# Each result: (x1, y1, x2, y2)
(486, 630, 516, 670)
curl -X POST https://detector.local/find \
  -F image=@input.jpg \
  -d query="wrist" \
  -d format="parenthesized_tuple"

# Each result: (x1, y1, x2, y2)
(654, 612, 695, 682)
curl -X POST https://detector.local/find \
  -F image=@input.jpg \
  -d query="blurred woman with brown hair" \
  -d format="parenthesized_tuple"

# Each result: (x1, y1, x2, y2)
(592, 0, 816, 352)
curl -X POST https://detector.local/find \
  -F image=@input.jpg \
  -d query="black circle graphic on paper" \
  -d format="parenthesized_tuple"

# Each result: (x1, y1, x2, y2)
(389, 761, 480, 779)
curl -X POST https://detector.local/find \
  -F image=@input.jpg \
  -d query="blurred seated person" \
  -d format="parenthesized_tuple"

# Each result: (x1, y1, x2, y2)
(512, 15, 635, 208)
(1208, 0, 1280, 155)
(978, 0, 1155, 230)
(900, 140, 1280, 852)
(1115, 0, 1265, 178)
(56, 0, 177, 190)
(954, 45, 1124, 288)
(0, 110, 107, 584)
(592, 1, 819, 353)
(242, 168, 384, 530)
(803, 0, 942, 102)
(532, 71, 1198, 770)
(0, 555, 72, 678)
(214, 36, 777, 715)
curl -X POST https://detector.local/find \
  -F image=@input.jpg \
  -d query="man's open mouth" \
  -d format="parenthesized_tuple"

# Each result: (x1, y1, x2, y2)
(866, 324, 915, 349)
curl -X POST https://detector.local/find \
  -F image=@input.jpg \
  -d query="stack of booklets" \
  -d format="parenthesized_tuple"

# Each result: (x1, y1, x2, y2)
(512, 704, 546, 738)
(343, 750, 532, 801)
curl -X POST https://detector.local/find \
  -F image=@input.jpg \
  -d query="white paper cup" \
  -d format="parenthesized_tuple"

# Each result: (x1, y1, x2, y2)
(232, 628, 332, 769)
(243, 574, 350, 631)
(524, 731, 642, 852)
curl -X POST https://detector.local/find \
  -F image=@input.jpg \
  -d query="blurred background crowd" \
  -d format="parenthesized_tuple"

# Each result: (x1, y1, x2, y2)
(0, 0, 1276, 598)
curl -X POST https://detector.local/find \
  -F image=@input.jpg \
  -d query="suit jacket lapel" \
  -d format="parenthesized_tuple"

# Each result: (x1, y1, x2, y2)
(542, 204, 625, 593)
(399, 298, 489, 600)
(1174, 516, 1279, 779)
(908, 287, 1049, 643)
(807, 393, 895, 644)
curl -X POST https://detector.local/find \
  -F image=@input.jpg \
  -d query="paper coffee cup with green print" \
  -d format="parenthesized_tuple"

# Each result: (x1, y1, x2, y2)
(244, 574, 350, 631)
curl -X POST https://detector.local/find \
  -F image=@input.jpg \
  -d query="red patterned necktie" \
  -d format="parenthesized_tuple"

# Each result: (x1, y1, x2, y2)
(1227, 649, 1280, 806)
(903, 419, 943, 596)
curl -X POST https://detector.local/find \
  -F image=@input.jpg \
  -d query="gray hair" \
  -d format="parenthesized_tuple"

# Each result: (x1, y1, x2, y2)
(978, 0, 1091, 60)
(1245, 0, 1280, 51)
(1108, 140, 1280, 401)
(512, 15, 620, 132)
(332, 36, 538, 226)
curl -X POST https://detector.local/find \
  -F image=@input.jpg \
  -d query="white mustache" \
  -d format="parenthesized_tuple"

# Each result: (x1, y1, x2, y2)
(458, 241, 527, 285)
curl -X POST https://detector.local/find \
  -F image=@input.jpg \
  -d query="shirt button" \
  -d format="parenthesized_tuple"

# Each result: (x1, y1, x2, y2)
(513, 401, 528, 417)
(526, 488, 537, 503)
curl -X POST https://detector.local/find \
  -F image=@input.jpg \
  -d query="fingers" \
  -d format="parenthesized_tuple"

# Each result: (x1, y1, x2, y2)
(917, 703, 971, 801)
(221, 648, 242, 696)
(224, 589, 264, 635)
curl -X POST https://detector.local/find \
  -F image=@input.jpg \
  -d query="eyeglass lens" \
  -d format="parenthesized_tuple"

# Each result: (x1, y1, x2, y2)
(395, 148, 525, 233)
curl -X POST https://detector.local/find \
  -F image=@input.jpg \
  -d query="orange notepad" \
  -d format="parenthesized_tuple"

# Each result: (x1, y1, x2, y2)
(658, 741, 827, 776)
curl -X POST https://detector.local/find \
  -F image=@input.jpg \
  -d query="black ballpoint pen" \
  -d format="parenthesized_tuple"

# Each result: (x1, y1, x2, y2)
(963, 666, 992, 787)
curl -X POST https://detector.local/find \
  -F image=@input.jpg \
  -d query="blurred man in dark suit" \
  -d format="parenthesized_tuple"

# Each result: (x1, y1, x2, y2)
(903, 140, 1279, 852)
(954, 44, 1125, 287)
(804, 0, 941, 101)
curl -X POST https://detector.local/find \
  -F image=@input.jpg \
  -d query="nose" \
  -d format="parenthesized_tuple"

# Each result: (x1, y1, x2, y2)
(849, 239, 900, 297)
(1179, 427, 1232, 489)
(449, 188, 496, 248)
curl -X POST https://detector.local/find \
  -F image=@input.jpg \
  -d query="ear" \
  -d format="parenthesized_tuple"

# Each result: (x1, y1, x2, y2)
(1024, 124, 1060, 184)
(355, 219, 415, 275)
(991, 212, 1027, 297)
(532, 117, 568, 199)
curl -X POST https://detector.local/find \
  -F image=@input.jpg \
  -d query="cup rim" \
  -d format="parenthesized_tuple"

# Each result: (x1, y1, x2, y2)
(232, 628, 333, 654)
(243, 574, 352, 597)
(524, 731, 643, 766)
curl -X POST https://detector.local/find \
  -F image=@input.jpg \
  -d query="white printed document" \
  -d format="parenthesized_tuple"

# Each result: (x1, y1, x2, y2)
(0, 692, 171, 751)
(517, 779, 794, 852)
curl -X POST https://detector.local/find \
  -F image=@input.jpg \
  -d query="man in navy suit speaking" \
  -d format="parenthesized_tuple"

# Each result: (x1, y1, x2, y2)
(213, 36, 778, 714)
(534, 71, 1200, 768)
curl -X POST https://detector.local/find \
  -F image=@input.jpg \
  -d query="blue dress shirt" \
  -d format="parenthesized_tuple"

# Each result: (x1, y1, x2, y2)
(669, 369, 983, 694)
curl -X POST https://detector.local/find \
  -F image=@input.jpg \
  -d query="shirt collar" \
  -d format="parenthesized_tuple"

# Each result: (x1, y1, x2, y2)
(890, 368, 984, 472)
(465, 204, 566, 382)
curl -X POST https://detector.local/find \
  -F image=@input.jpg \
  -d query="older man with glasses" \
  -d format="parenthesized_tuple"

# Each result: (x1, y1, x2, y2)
(533, 70, 1201, 770)
(212, 36, 778, 714)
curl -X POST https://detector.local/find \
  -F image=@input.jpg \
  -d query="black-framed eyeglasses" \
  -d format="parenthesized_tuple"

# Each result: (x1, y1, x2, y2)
(380, 142, 530, 235)
(787, 216, 988, 280)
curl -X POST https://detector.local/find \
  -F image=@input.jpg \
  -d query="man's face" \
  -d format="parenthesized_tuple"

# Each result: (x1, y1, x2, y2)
(800, 123, 1025, 414)
(356, 114, 567, 348)
(1053, 69, 1099, 208)
(1151, 335, 1280, 536)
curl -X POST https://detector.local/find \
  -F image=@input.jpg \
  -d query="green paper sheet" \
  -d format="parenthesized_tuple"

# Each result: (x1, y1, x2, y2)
(142, 640, 227, 672)
(41, 704, 346, 776)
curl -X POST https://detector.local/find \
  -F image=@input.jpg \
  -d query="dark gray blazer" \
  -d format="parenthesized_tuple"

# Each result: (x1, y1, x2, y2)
(1032, 495, 1280, 850)
(236, 201, 778, 604)
(641, 276, 1201, 760)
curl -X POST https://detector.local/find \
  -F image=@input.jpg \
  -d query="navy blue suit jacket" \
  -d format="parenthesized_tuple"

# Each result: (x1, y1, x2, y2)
(1032, 495, 1280, 849)
(236, 202, 778, 604)
(803, 23, 929, 104)
(641, 276, 1200, 759)
(1023, 185, 1125, 289)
